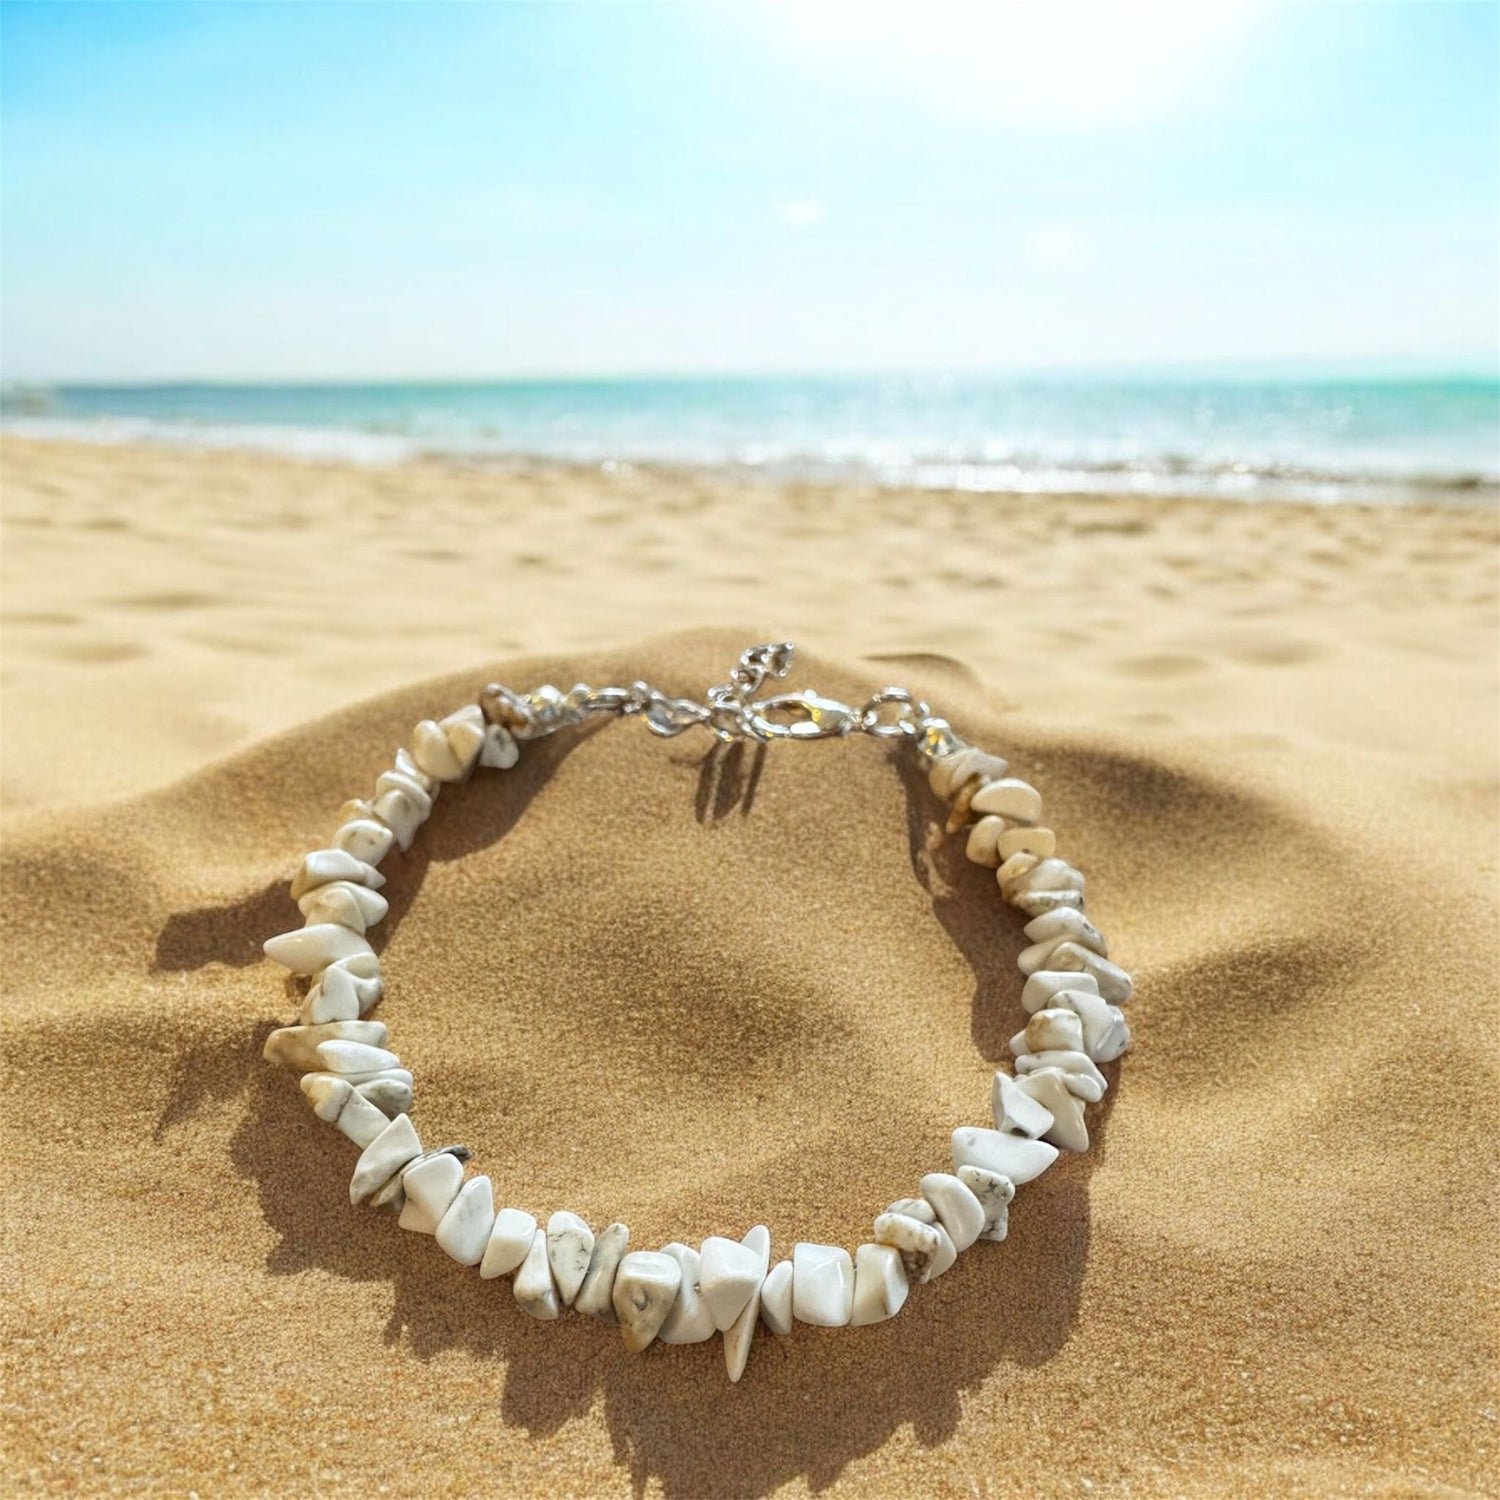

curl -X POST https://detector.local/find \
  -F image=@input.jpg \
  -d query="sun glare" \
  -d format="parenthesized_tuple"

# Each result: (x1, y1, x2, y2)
(761, 0, 1264, 129)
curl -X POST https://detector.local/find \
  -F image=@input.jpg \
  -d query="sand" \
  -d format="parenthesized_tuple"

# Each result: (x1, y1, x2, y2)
(1, 434, 1496, 1498)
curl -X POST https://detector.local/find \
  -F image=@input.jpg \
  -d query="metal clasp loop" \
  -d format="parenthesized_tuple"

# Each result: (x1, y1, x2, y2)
(481, 640, 959, 760)
(745, 689, 859, 742)
(859, 687, 930, 739)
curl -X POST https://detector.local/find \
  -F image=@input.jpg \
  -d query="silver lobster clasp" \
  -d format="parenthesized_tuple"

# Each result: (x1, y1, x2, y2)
(744, 689, 859, 741)
(502, 641, 946, 753)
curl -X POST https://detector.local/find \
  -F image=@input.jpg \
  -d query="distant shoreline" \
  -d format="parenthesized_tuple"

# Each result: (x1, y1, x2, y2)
(5, 369, 1496, 509)
(3, 429, 1494, 514)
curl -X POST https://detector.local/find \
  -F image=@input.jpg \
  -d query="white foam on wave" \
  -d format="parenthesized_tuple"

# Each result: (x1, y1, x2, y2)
(3, 411, 1493, 507)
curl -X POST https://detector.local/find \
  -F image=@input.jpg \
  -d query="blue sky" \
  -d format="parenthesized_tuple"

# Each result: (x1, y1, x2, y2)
(2, 0, 1496, 380)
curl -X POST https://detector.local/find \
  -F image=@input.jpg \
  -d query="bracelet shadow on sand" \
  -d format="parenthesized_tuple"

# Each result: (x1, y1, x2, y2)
(157, 716, 1125, 1498)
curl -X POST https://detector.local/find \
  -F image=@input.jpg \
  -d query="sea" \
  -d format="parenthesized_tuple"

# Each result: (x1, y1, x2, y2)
(3, 371, 1496, 506)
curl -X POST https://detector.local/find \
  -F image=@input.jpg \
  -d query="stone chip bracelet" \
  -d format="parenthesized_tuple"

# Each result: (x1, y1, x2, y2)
(261, 642, 1133, 1381)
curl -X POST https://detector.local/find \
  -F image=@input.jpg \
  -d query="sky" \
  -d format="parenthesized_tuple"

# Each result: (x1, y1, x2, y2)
(2, 0, 1497, 382)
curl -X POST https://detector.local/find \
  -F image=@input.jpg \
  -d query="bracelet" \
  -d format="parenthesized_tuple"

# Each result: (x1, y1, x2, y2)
(261, 642, 1133, 1383)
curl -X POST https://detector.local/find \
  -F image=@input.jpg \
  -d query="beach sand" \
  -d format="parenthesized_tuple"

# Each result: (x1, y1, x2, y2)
(1, 435, 1496, 1497)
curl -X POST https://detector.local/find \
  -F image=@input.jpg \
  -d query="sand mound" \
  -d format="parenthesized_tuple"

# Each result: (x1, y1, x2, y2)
(3, 623, 1495, 1497)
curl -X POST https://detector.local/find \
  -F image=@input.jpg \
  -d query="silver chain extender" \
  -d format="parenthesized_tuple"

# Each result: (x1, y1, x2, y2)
(478, 641, 963, 760)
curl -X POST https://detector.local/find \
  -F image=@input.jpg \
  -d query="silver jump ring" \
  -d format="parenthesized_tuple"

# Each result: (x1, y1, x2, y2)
(860, 689, 929, 739)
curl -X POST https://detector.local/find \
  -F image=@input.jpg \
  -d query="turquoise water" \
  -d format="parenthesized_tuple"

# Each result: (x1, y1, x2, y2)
(3, 373, 1496, 504)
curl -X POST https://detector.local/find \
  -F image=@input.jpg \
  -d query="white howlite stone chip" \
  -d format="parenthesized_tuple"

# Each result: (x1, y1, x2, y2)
(332, 949, 384, 985)
(851, 1243, 909, 1326)
(447, 722, 486, 775)
(944, 776, 986, 833)
(339, 797, 375, 825)
(721, 1294, 765, 1378)
(1015, 1049, 1108, 1100)
(298, 1071, 353, 1122)
(700, 1229, 767, 1332)
(574, 1222, 629, 1322)
(740, 1224, 771, 1275)
(291, 848, 385, 901)
(1023, 906, 1108, 954)
(723, 1225, 771, 1382)
(302, 954, 383, 1022)
(331, 818, 396, 868)
(393, 747, 436, 794)
(1043, 941, 1134, 1002)
(411, 719, 466, 782)
(657, 1243, 715, 1344)
(397, 1152, 464, 1234)
(263, 1020, 388, 1071)
(480, 1208, 538, 1279)
(724, 1283, 761, 1383)
(1019, 1008, 1086, 1056)
(374, 1146, 465, 1212)
(355, 1073, 413, 1117)
(997, 825, 1056, 861)
(371, 787, 428, 851)
(1059, 987, 1132, 1062)
(350, 1113, 421, 1204)
(964, 815, 1009, 868)
(1016, 939, 1061, 977)
(376, 766, 433, 812)
(480, 722, 520, 769)
(345, 790, 387, 828)
(300, 984, 358, 1024)
(760, 1260, 794, 1335)
(957, 1164, 1015, 1242)
(971, 777, 1042, 824)
(293, 886, 375, 939)
(996, 851, 1039, 893)
(297, 879, 389, 934)
(1011, 857, 1086, 895)
(929, 746, 1009, 801)
(546, 1212, 595, 1307)
(379, 1143, 467, 1199)
(613, 1251, 683, 1352)
(951, 1125, 1060, 1185)
(1013, 888, 1086, 917)
(314, 1039, 401, 1077)
(440, 703, 484, 730)
(873, 1211, 942, 1283)
(920, 1171, 986, 1252)
(437, 1176, 496, 1266)
(334, 1071, 414, 1098)
(263, 923, 373, 976)
(355, 1065, 412, 1090)
(928, 1222, 959, 1279)
(368, 1178, 406, 1213)
(992, 1069, 1055, 1138)
(791, 1243, 854, 1327)
(1022, 968, 1100, 1014)
(885, 1196, 937, 1225)
(1017, 1069, 1091, 1151)
(439, 705, 487, 775)
(513, 1222, 561, 1318)
(298, 1073, 390, 1148)
(1018, 929, 1112, 975)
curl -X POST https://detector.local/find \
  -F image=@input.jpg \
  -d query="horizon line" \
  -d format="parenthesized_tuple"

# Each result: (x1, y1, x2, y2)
(6, 355, 1499, 389)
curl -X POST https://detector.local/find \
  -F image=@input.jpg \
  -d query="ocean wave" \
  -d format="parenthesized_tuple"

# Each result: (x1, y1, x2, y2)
(2, 409, 1494, 508)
